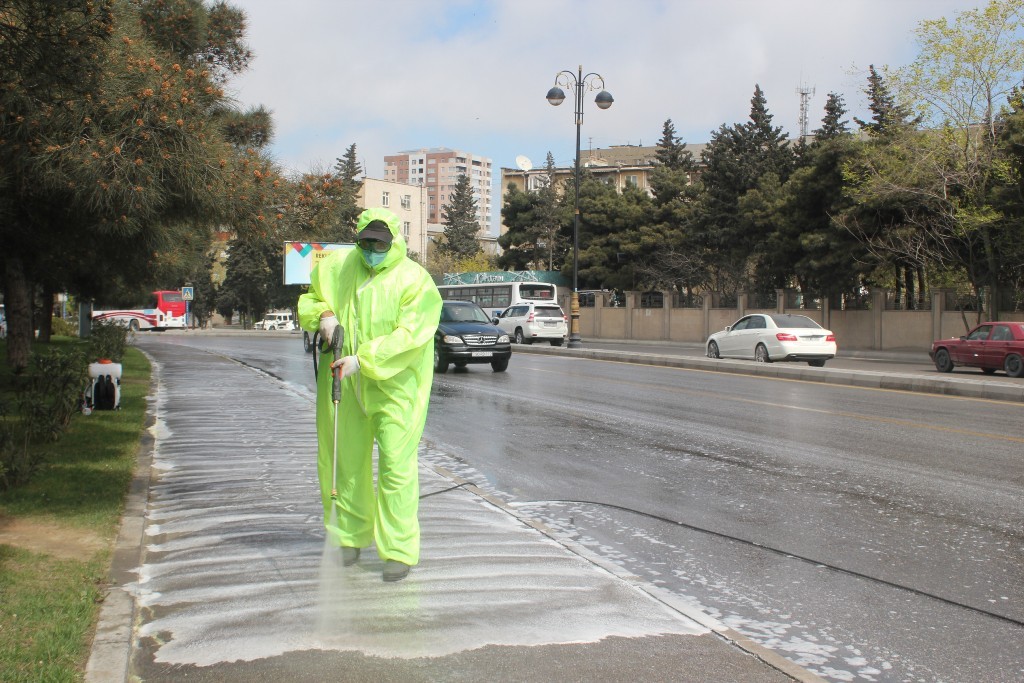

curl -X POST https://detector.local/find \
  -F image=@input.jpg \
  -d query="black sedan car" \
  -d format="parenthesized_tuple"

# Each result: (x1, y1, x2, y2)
(434, 300, 511, 373)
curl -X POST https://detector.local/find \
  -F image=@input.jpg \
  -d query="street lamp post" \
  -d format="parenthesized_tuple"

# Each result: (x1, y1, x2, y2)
(546, 65, 613, 348)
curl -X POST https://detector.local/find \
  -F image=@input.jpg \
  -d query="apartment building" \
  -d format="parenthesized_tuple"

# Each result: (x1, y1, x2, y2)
(383, 147, 493, 233)
(498, 144, 706, 237)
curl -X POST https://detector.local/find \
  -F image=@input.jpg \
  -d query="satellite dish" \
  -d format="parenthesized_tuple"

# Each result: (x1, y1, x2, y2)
(515, 155, 533, 171)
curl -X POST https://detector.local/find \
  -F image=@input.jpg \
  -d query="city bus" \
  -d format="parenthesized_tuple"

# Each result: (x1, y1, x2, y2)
(436, 281, 562, 319)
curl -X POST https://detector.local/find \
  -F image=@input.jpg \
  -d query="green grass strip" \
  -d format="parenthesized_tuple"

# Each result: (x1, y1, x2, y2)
(1, 341, 151, 681)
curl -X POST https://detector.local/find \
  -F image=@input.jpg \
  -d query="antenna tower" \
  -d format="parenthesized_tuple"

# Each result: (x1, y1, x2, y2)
(797, 85, 816, 139)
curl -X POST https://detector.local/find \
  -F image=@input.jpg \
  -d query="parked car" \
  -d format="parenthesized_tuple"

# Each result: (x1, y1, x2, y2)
(435, 300, 511, 373)
(492, 302, 568, 346)
(706, 313, 837, 366)
(929, 321, 1024, 378)
(255, 311, 295, 331)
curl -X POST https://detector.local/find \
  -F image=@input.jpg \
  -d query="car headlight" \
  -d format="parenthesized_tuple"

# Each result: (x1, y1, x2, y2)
(442, 334, 462, 344)
(497, 334, 510, 343)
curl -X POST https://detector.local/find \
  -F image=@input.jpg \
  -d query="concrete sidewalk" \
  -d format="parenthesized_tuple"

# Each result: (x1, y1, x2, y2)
(86, 339, 824, 682)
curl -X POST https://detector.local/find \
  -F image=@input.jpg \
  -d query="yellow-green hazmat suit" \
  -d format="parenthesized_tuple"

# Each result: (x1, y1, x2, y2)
(298, 208, 442, 565)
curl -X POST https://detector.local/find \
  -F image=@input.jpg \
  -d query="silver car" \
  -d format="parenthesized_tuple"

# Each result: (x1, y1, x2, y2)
(706, 313, 837, 366)
(493, 302, 568, 346)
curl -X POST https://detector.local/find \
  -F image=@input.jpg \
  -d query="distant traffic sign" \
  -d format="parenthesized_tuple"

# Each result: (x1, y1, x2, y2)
(181, 287, 194, 301)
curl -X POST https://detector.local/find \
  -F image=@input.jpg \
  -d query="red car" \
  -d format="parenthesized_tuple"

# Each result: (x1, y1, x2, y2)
(929, 321, 1024, 378)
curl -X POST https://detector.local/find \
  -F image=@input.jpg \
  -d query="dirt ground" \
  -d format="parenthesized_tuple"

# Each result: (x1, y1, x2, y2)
(0, 516, 108, 560)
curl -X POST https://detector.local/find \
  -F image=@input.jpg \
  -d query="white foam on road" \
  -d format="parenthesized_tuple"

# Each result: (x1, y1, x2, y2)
(128, 347, 707, 667)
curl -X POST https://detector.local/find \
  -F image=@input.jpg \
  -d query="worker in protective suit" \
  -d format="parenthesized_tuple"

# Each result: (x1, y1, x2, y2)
(298, 207, 442, 582)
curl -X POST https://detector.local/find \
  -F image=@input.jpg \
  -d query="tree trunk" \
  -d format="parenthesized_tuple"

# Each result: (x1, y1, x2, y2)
(916, 266, 926, 309)
(893, 264, 904, 310)
(2, 256, 34, 373)
(904, 265, 916, 310)
(37, 283, 55, 343)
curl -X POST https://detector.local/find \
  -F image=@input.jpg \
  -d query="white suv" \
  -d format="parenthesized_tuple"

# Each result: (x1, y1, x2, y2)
(256, 312, 295, 331)
(493, 302, 567, 346)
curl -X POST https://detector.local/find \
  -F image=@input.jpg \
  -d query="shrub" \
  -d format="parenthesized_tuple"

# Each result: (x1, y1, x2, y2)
(88, 319, 132, 362)
(0, 347, 88, 489)
(51, 316, 78, 337)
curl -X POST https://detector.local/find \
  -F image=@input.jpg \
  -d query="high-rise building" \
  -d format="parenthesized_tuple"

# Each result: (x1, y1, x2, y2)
(383, 147, 493, 232)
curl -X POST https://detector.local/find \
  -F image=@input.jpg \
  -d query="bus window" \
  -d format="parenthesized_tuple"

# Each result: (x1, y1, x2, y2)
(519, 284, 555, 300)
(494, 285, 511, 308)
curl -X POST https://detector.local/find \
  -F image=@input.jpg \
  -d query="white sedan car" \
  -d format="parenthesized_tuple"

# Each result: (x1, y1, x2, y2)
(706, 313, 837, 367)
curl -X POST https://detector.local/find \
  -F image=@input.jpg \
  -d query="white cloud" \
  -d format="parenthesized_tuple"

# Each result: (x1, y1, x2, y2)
(226, 0, 985, 227)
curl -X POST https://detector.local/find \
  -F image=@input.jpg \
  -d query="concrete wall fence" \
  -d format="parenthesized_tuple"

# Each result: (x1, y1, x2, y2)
(566, 288, 1024, 352)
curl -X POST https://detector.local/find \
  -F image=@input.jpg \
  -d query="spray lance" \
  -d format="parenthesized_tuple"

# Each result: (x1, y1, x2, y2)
(329, 324, 344, 503)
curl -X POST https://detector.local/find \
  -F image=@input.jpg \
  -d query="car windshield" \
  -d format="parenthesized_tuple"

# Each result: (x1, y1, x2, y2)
(768, 314, 822, 329)
(534, 306, 563, 318)
(441, 303, 490, 324)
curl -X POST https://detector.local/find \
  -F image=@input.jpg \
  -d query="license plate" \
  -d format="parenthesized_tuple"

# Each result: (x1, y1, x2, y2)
(543, 321, 557, 327)
(471, 351, 493, 357)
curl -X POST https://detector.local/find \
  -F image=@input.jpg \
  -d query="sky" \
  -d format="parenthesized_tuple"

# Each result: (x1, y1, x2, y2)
(226, 0, 985, 233)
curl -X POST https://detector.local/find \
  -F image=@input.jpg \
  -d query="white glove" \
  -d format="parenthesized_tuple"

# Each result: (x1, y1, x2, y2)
(318, 314, 338, 349)
(332, 355, 360, 379)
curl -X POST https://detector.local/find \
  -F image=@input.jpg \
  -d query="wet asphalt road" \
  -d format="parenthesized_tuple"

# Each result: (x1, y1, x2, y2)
(139, 332, 1024, 682)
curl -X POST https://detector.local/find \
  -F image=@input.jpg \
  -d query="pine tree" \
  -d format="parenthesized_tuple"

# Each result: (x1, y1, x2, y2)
(440, 174, 481, 257)
(694, 85, 794, 291)
(814, 92, 850, 142)
(769, 94, 864, 298)
(650, 119, 695, 208)
(333, 143, 363, 238)
(745, 84, 794, 180)
(1, 0, 260, 370)
(654, 119, 694, 170)
(853, 65, 918, 136)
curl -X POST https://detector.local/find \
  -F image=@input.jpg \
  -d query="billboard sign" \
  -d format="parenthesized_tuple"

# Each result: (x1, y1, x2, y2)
(283, 242, 354, 285)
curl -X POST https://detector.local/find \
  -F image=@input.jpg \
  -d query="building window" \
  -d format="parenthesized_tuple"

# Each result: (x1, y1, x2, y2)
(403, 221, 410, 237)
(382, 191, 390, 207)
(626, 175, 638, 187)
(401, 194, 411, 210)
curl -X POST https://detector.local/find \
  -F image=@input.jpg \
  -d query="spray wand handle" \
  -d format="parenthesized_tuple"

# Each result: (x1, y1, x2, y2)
(331, 325, 344, 403)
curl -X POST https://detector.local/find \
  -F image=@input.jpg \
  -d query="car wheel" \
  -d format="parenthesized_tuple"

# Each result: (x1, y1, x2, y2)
(550, 339, 563, 346)
(129, 319, 140, 332)
(808, 359, 826, 367)
(514, 328, 525, 344)
(1005, 353, 1024, 378)
(491, 358, 509, 372)
(981, 367, 997, 375)
(755, 343, 771, 363)
(433, 347, 449, 374)
(707, 341, 720, 359)
(933, 348, 953, 373)
(303, 331, 314, 353)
